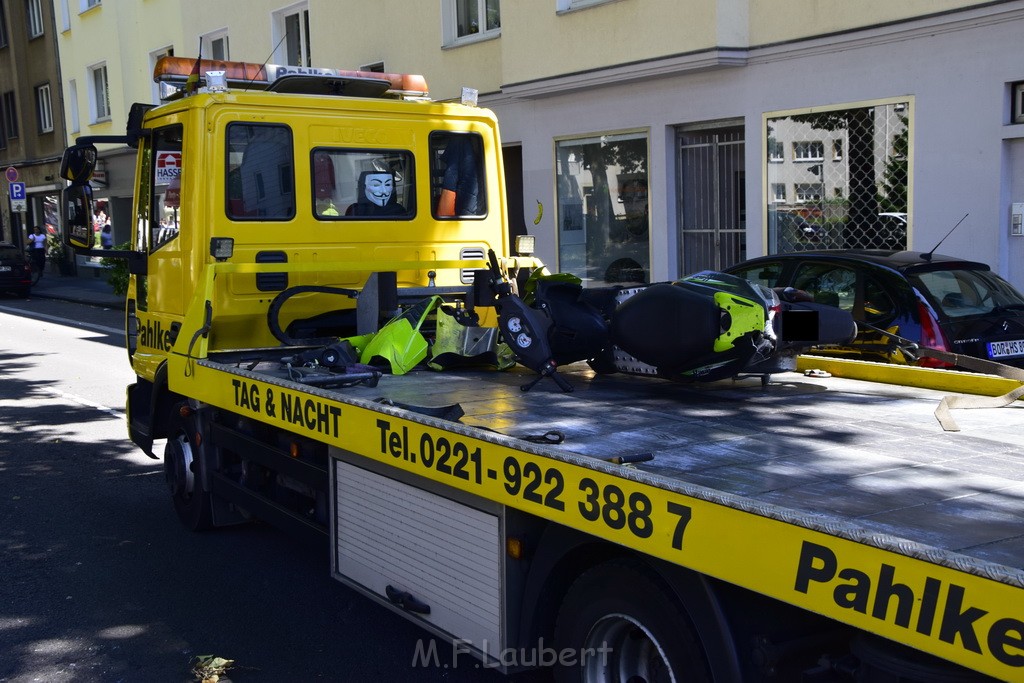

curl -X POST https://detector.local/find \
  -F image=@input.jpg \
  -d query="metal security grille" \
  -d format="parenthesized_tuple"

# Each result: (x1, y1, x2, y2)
(678, 125, 746, 273)
(766, 102, 909, 253)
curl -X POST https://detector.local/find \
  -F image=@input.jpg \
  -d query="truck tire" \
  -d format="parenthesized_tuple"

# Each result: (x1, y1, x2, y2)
(163, 409, 213, 531)
(553, 559, 711, 683)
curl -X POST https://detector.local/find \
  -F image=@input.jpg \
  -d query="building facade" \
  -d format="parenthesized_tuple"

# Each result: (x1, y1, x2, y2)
(52, 0, 184, 253)
(51, 0, 1024, 289)
(0, 0, 66, 257)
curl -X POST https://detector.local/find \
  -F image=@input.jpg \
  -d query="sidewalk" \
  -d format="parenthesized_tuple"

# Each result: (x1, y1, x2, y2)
(29, 269, 124, 309)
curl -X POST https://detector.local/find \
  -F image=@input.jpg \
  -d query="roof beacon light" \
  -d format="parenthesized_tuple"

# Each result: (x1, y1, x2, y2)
(153, 56, 429, 100)
(205, 70, 227, 93)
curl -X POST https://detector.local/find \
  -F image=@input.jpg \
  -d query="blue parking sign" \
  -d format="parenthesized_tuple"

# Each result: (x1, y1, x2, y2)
(9, 182, 25, 200)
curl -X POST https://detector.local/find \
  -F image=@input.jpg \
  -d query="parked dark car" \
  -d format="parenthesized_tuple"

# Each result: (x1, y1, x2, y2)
(725, 250, 1024, 369)
(0, 243, 32, 297)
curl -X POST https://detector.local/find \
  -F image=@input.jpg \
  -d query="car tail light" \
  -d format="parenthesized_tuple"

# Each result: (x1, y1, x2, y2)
(916, 300, 953, 368)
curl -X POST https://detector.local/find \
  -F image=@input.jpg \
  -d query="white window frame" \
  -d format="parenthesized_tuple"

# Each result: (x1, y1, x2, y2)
(794, 183, 822, 203)
(792, 140, 824, 162)
(771, 183, 786, 203)
(88, 62, 110, 122)
(272, 2, 310, 67)
(79, 0, 100, 11)
(27, 0, 44, 38)
(442, 0, 501, 47)
(59, 0, 70, 31)
(202, 28, 230, 61)
(68, 79, 79, 133)
(149, 46, 173, 104)
(35, 83, 52, 133)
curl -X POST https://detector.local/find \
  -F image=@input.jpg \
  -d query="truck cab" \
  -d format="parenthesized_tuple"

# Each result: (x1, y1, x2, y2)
(60, 57, 523, 455)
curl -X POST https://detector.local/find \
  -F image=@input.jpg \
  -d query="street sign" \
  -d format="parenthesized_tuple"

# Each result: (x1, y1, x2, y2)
(9, 181, 26, 213)
(5, 166, 18, 183)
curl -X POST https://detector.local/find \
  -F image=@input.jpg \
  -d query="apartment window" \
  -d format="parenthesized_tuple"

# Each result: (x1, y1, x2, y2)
(26, 0, 44, 38)
(794, 183, 822, 203)
(443, 0, 500, 45)
(202, 29, 229, 60)
(89, 63, 110, 121)
(0, 1, 8, 47)
(832, 139, 844, 161)
(792, 141, 824, 162)
(768, 139, 783, 163)
(273, 3, 310, 67)
(35, 83, 52, 133)
(2, 91, 17, 138)
(80, 0, 100, 10)
(68, 79, 79, 133)
(59, 0, 69, 30)
(150, 46, 173, 104)
(771, 183, 786, 203)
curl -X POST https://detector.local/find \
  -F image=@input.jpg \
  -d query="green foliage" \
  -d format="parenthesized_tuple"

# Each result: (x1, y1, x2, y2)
(101, 242, 131, 296)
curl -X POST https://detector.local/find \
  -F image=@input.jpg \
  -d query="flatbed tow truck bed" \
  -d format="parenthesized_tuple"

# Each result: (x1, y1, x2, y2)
(192, 351, 1024, 679)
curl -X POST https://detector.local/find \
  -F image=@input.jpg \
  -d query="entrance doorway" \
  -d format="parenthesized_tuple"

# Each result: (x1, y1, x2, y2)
(677, 122, 745, 274)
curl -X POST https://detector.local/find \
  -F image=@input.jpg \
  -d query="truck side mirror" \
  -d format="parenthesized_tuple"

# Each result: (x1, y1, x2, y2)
(63, 184, 94, 250)
(59, 144, 98, 184)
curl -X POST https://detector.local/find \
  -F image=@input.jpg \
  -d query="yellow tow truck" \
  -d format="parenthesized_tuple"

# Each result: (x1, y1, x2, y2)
(59, 57, 1024, 682)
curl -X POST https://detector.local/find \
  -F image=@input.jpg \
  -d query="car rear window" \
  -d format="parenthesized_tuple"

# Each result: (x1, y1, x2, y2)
(915, 269, 1024, 319)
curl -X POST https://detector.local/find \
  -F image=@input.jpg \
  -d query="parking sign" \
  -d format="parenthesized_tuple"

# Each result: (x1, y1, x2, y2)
(9, 181, 26, 212)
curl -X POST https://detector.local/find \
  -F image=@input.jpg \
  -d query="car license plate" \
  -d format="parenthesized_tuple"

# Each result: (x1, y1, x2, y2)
(988, 339, 1024, 358)
(0, 265, 11, 272)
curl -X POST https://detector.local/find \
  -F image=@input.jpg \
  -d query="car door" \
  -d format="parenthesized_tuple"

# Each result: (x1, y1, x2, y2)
(789, 261, 902, 361)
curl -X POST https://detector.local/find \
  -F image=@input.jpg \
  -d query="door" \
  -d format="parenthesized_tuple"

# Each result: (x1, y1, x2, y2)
(677, 124, 745, 275)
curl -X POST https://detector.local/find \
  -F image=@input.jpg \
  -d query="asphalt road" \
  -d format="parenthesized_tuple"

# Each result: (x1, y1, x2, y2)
(0, 296, 543, 682)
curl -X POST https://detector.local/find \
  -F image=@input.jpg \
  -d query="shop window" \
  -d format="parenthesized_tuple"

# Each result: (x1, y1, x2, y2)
(765, 100, 911, 252)
(556, 132, 649, 286)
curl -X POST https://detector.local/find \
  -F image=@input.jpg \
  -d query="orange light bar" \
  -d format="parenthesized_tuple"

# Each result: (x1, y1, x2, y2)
(154, 56, 268, 85)
(153, 56, 429, 98)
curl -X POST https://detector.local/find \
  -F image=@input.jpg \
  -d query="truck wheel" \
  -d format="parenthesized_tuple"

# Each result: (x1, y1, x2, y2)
(553, 559, 711, 683)
(163, 410, 213, 531)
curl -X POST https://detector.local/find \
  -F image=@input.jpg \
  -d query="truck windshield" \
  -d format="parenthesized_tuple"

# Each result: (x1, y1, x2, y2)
(312, 148, 414, 220)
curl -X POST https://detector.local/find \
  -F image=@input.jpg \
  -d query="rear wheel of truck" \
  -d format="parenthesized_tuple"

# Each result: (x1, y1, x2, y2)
(163, 407, 213, 531)
(553, 559, 711, 683)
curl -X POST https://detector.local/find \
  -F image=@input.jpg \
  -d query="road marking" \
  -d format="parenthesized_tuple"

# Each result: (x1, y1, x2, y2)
(0, 305, 122, 336)
(44, 387, 124, 418)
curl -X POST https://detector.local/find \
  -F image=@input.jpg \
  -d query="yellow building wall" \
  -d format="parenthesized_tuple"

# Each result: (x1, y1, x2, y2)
(747, 0, 994, 44)
(53, 1, 184, 147)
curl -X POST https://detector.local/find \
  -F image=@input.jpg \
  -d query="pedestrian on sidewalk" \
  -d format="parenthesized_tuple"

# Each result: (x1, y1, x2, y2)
(28, 226, 47, 283)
